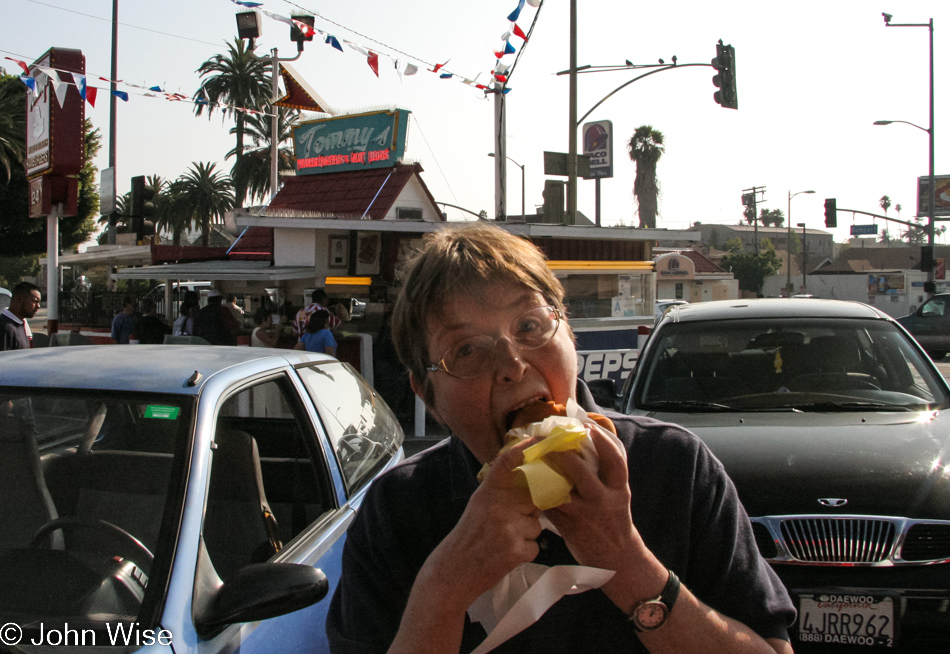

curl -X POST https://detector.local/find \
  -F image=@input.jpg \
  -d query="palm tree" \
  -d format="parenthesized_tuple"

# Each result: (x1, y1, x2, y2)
(194, 38, 271, 208)
(627, 125, 665, 228)
(228, 107, 299, 203)
(175, 162, 234, 246)
(879, 195, 891, 216)
(0, 72, 26, 181)
(154, 179, 193, 246)
(879, 228, 893, 246)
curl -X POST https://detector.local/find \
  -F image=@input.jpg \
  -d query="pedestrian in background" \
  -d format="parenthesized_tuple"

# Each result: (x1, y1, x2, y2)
(194, 289, 239, 346)
(1, 282, 41, 351)
(111, 296, 138, 345)
(294, 288, 341, 339)
(295, 309, 336, 355)
(250, 309, 280, 348)
(136, 298, 171, 344)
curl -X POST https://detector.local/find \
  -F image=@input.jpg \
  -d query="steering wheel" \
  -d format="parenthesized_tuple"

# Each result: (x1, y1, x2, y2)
(31, 516, 154, 566)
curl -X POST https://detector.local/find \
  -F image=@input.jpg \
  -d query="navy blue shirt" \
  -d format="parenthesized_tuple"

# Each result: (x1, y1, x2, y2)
(0, 310, 30, 351)
(327, 382, 794, 653)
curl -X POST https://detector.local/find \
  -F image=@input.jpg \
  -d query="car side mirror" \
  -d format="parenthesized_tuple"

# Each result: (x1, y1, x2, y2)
(587, 378, 620, 411)
(195, 562, 328, 637)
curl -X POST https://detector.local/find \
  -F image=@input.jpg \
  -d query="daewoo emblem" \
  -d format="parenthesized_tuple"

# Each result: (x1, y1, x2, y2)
(818, 498, 848, 507)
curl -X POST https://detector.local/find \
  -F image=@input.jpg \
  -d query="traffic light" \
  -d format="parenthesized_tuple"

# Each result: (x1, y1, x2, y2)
(824, 198, 837, 228)
(130, 176, 156, 242)
(712, 42, 738, 109)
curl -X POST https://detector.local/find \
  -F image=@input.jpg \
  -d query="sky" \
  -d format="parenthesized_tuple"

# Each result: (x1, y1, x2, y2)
(3, 0, 949, 248)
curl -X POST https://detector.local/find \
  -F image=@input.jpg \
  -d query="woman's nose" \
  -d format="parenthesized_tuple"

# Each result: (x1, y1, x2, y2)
(493, 337, 527, 381)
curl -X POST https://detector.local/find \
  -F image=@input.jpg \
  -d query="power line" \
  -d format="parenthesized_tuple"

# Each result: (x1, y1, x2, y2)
(26, 0, 224, 47)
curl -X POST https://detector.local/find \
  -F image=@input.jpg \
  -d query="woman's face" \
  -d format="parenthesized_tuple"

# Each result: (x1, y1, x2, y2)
(416, 282, 577, 464)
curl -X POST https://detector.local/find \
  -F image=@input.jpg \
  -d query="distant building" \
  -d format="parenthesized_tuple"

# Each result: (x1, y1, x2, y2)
(653, 248, 739, 302)
(695, 224, 834, 263)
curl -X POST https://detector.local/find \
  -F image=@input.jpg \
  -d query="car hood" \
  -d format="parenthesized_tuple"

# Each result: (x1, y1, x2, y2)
(639, 410, 950, 519)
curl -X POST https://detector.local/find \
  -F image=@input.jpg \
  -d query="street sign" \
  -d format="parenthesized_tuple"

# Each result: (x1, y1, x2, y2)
(850, 224, 878, 236)
(582, 120, 613, 179)
(543, 151, 591, 178)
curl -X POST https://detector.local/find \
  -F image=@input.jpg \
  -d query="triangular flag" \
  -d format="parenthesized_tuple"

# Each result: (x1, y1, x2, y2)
(74, 74, 87, 99)
(35, 66, 58, 81)
(475, 83, 488, 90)
(347, 42, 369, 56)
(5, 57, 30, 75)
(501, 31, 512, 41)
(262, 9, 293, 27)
(149, 85, 163, 92)
(19, 75, 36, 93)
(440, 73, 453, 79)
(429, 60, 449, 73)
(494, 62, 510, 74)
(507, 0, 526, 22)
(513, 24, 528, 41)
(503, 88, 512, 94)
(231, 0, 263, 6)
(325, 35, 343, 52)
(494, 74, 508, 82)
(367, 52, 379, 77)
(504, 41, 516, 55)
(112, 90, 129, 102)
(86, 86, 97, 107)
(493, 49, 505, 59)
(49, 77, 69, 108)
(404, 63, 419, 76)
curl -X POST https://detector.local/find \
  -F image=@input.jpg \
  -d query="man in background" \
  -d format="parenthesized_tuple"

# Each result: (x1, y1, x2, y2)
(194, 289, 239, 345)
(1, 282, 41, 351)
(294, 288, 341, 339)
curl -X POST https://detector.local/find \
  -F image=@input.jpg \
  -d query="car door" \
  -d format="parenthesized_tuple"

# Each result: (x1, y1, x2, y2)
(191, 373, 351, 654)
(908, 296, 950, 351)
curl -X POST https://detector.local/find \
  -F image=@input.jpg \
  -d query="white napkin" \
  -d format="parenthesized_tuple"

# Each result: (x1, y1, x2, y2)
(467, 563, 615, 654)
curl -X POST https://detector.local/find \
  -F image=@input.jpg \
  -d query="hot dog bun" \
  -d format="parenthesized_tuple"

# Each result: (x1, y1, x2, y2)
(510, 400, 617, 435)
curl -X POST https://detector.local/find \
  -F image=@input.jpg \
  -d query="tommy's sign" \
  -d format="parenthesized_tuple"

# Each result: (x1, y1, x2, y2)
(293, 109, 410, 175)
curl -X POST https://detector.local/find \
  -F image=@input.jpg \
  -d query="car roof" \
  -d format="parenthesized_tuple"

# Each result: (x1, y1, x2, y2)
(0, 345, 334, 395)
(660, 298, 892, 324)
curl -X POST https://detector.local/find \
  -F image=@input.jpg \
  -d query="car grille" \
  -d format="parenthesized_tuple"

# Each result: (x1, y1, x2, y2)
(751, 516, 950, 566)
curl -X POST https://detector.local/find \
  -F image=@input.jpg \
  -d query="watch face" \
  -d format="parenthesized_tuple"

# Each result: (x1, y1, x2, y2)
(636, 601, 669, 630)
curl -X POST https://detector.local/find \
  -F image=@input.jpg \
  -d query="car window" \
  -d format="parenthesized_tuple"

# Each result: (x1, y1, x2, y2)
(920, 297, 946, 317)
(0, 389, 193, 635)
(204, 376, 336, 582)
(296, 361, 404, 495)
(631, 318, 949, 412)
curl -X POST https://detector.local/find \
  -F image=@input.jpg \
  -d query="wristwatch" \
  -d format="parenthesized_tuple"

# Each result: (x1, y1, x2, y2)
(629, 569, 681, 632)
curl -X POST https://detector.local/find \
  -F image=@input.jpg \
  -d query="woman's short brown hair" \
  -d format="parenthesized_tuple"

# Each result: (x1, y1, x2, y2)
(391, 223, 566, 405)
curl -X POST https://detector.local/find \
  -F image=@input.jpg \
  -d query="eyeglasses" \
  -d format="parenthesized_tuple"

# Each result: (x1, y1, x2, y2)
(425, 305, 563, 379)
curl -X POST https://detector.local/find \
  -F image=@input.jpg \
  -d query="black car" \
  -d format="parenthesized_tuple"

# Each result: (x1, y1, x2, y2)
(896, 293, 950, 360)
(618, 298, 950, 651)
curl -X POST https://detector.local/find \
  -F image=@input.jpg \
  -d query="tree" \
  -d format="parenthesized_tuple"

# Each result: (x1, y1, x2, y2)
(228, 107, 299, 204)
(879, 228, 893, 246)
(902, 216, 946, 245)
(759, 208, 785, 227)
(723, 237, 744, 253)
(879, 195, 891, 216)
(627, 125, 664, 229)
(720, 239, 783, 294)
(174, 162, 234, 246)
(0, 69, 26, 182)
(154, 179, 193, 245)
(194, 38, 271, 208)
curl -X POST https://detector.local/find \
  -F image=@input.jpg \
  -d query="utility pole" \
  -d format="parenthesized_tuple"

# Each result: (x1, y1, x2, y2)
(742, 186, 766, 255)
(107, 0, 118, 245)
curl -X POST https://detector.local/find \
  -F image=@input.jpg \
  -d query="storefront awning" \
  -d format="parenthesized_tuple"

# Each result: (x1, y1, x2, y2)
(110, 260, 313, 282)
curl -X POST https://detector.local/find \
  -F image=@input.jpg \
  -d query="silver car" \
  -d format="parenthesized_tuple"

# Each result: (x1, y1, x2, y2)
(0, 346, 403, 653)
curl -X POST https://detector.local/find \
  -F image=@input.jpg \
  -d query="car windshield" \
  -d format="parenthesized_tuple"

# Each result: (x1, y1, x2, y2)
(631, 318, 949, 412)
(0, 389, 193, 637)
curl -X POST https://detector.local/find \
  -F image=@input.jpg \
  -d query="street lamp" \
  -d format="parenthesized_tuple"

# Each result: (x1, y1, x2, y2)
(488, 153, 525, 220)
(798, 223, 807, 291)
(235, 11, 310, 203)
(878, 13, 935, 297)
(788, 190, 815, 296)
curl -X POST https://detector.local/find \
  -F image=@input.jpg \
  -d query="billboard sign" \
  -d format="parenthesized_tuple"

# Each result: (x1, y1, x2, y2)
(917, 175, 950, 217)
(868, 273, 905, 295)
(293, 109, 410, 175)
(25, 48, 85, 179)
(582, 120, 613, 179)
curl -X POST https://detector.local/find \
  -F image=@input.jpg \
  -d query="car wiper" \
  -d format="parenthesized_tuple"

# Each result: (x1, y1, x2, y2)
(793, 401, 915, 412)
(640, 400, 738, 412)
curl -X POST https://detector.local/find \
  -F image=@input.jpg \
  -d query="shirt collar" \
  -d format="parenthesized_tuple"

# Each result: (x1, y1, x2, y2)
(1, 308, 23, 325)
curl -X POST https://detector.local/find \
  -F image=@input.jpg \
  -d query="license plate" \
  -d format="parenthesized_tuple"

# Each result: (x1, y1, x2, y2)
(796, 593, 896, 647)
